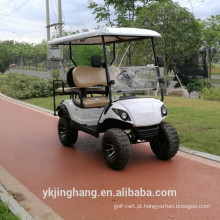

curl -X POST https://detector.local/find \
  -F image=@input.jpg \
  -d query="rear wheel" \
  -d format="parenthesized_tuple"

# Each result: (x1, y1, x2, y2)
(102, 128, 131, 170)
(58, 118, 78, 147)
(150, 122, 179, 160)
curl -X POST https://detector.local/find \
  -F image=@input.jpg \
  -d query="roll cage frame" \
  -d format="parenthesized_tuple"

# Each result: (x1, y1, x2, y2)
(49, 28, 165, 111)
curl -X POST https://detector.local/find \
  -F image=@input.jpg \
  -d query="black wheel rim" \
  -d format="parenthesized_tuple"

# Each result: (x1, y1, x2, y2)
(104, 141, 116, 161)
(59, 122, 66, 139)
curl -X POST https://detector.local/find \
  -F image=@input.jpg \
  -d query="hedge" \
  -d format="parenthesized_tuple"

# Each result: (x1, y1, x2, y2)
(199, 87, 220, 101)
(0, 73, 54, 99)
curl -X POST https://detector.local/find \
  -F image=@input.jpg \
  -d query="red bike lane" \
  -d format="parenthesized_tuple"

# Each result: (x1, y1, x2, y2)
(0, 95, 219, 220)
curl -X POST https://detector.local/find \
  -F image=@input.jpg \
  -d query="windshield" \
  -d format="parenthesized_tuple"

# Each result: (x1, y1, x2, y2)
(109, 66, 159, 95)
(105, 38, 162, 96)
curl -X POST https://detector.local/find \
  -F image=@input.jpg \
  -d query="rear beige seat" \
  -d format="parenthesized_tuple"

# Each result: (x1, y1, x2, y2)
(55, 87, 74, 93)
(56, 66, 107, 94)
(72, 66, 109, 108)
(75, 96, 109, 108)
(55, 86, 105, 93)
(73, 66, 107, 87)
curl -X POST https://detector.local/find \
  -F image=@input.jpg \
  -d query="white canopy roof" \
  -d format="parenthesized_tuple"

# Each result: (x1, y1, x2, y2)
(48, 28, 161, 45)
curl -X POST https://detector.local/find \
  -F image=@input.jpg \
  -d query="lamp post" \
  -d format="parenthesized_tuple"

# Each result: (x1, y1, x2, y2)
(186, 0, 204, 14)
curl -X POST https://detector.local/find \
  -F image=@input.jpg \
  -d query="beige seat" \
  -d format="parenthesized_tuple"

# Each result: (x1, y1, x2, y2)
(55, 86, 106, 94)
(55, 87, 74, 93)
(72, 66, 109, 108)
(73, 66, 107, 87)
(55, 66, 106, 94)
(75, 96, 109, 108)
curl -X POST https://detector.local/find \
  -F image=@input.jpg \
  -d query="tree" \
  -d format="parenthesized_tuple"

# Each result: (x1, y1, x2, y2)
(175, 47, 208, 86)
(88, 0, 165, 66)
(0, 41, 13, 73)
(61, 30, 103, 67)
(11, 40, 47, 70)
(73, 45, 103, 66)
(0, 40, 48, 72)
(88, 0, 163, 27)
(32, 42, 47, 69)
(135, 1, 202, 82)
(186, 79, 211, 97)
(88, 0, 114, 27)
(200, 15, 220, 81)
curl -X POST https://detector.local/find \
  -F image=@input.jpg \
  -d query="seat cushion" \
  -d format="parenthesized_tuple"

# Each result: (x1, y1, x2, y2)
(86, 87, 106, 93)
(55, 87, 74, 93)
(75, 96, 109, 108)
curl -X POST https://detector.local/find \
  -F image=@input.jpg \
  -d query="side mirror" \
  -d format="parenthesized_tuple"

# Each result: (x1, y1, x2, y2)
(157, 56, 164, 67)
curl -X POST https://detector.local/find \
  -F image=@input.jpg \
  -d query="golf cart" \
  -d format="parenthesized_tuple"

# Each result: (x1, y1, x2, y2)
(49, 28, 179, 170)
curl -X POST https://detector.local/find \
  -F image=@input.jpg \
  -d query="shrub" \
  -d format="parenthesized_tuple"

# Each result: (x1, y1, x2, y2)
(186, 79, 212, 97)
(199, 87, 220, 101)
(51, 69, 60, 79)
(0, 73, 54, 99)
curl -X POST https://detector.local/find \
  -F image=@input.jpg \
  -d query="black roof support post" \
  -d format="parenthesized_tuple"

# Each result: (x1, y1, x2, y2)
(151, 37, 158, 67)
(151, 37, 164, 101)
(69, 42, 77, 66)
(110, 42, 115, 66)
(102, 36, 112, 103)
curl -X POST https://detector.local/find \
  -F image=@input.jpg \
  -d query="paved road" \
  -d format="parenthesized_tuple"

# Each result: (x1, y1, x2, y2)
(0, 95, 219, 220)
(7, 69, 220, 80)
(6, 68, 49, 78)
(211, 75, 220, 79)
(169, 74, 220, 80)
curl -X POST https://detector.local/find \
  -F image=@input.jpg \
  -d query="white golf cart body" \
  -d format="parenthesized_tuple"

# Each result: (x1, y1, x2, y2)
(49, 27, 179, 170)
(62, 97, 164, 127)
(49, 27, 165, 131)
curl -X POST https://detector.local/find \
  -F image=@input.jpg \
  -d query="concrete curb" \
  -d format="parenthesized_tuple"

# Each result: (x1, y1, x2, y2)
(0, 93, 54, 115)
(0, 184, 34, 220)
(0, 93, 64, 220)
(0, 165, 64, 220)
(179, 146, 220, 163)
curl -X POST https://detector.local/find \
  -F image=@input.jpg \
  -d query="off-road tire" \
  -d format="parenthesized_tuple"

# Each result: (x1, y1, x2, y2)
(102, 128, 131, 170)
(58, 117, 78, 147)
(150, 122, 179, 160)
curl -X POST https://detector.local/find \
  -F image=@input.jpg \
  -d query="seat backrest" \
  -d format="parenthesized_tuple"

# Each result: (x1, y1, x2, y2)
(73, 66, 107, 88)
(66, 67, 75, 87)
(91, 55, 102, 67)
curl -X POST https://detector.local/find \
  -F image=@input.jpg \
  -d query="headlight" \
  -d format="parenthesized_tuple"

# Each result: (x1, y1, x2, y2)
(112, 108, 131, 121)
(161, 105, 168, 117)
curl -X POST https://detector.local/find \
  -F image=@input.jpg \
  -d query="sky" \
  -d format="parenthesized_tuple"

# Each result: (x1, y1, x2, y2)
(0, 0, 219, 44)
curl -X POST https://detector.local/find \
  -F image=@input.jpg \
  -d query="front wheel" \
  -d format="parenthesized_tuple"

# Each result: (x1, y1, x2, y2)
(102, 128, 131, 170)
(150, 122, 179, 160)
(58, 118, 78, 147)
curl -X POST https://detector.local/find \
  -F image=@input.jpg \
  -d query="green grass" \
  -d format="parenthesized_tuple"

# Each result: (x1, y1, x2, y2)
(0, 199, 20, 220)
(163, 96, 220, 156)
(212, 63, 220, 76)
(23, 95, 220, 156)
(211, 78, 220, 85)
(24, 95, 70, 110)
(11, 67, 47, 72)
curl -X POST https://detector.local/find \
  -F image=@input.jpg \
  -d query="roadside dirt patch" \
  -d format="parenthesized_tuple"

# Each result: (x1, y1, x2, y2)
(8, 190, 25, 202)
